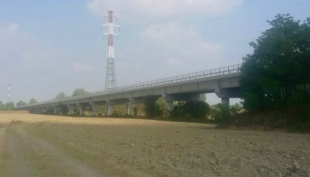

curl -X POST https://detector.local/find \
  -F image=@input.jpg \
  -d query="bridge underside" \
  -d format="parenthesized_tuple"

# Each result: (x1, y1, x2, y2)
(17, 72, 241, 116)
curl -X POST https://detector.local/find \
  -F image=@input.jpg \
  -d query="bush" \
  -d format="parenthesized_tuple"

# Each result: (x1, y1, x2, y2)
(211, 104, 231, 124)
(143, 96, 168, 117)
(171, 101, 210, 119)
(170, 106, 185, 118)
(183, 101, 210, 118)
(143, 96, 159, 117)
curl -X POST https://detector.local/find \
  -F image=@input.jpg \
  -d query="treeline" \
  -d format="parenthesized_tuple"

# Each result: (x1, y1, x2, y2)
(9, 88, 89, 110)
(142, 95, 242, 122)
(220, 14, 310, 132)
(0, 98, 38, 111)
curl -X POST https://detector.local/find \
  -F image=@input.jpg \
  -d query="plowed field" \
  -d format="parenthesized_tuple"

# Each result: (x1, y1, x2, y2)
(0, 112, 309, 177)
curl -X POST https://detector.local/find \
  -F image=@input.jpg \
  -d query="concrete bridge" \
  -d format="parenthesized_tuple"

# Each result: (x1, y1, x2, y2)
(16, 64, 242, 115)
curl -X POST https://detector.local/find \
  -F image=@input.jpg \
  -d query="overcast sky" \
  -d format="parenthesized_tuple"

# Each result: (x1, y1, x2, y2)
(0, 0, 309, 105)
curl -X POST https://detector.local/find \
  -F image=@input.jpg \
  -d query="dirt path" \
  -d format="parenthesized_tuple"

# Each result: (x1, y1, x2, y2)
(2, 121, 104, 177)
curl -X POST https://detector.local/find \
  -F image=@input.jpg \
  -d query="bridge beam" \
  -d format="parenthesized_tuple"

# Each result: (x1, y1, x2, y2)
(215, 88, 240, 105)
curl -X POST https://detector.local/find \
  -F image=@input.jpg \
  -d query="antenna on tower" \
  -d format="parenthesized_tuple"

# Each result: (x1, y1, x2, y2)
(102, 11, 120, 91)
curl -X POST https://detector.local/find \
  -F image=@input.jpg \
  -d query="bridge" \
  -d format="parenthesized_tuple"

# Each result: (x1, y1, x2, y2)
(16, 64, 242, 115)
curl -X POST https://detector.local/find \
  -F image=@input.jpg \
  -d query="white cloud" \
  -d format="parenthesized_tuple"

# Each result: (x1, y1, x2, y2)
(116, 22, 224, 84)
(88, 0, 242, 19)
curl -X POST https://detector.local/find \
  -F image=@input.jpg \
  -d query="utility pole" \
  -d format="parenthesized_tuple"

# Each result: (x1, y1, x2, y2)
(102, 11, 120, 91)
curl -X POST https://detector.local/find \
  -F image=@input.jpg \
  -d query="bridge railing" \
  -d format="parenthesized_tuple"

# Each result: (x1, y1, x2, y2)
(18, 64, 241, 107)
(92, 63, 241, 94)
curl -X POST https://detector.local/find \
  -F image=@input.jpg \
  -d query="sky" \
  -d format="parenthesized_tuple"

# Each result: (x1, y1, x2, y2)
(0, 0, 309, 105)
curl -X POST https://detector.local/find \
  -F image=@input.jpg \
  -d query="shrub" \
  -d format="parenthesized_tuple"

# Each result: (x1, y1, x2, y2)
(211, 104, 231, 124)
(171, 101, 210, 119)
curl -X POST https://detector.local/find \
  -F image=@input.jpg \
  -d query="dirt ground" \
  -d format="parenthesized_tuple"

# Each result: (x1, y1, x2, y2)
(0, 112, 310, 177)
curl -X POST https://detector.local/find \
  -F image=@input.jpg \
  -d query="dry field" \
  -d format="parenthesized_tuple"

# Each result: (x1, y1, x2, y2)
(0, 112, 310, 177)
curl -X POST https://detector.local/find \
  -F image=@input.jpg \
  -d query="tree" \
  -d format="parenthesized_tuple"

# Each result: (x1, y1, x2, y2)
(171, 101, 210, 119)
(143, 96, 159, 117)
(183, 101, 210, 118)
(156, 97, 168, 116)
(0, 101, 5, 110)
(5, 102, 15, 110)
(16, 101, 27, 106)
(54, 92, 68, 100)
(29, 98, 38, 104)
(240, 14, 310, 112)
(72, 88, 89, 97)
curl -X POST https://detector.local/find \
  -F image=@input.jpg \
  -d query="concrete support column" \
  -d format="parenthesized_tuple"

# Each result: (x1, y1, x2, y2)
(221, 97, 230, 105)
(67, 104, 73, 114)
(52, 106, 57, 114)
(126, 104, 130, 115)
(43, 107, 47, 114)
(76, 103, 83, 116)
(133, 104, 138, 117)
(89, 102, 96, 115)
(40, 107, 44, 114)
(107, 103, 114, 116)
(167, 101, 173, 117)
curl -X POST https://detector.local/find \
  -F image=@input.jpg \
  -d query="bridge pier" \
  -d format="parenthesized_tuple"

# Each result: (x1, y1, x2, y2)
(66, 104, 74, 115)
(167, 101, 173, 117)
(40, 107, 45, 114)
(133, 104, 138, 117)
(52, 106, 58, 114)
(89, 101, 96, 116)
(107, 105, 114, 116)
(76, 103, 83, 116)
(126, 103, 130, 115)
(221, 97, 230, 105)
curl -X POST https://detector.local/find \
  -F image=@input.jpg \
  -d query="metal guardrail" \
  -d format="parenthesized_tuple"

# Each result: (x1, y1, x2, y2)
(18, 64, 241, 107)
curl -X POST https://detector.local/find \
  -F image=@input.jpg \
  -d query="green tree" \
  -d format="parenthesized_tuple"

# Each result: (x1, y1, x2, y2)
(183, 101, 210, 119)
(211, 104, 231, 124)
(143, 96, 159, 117)
(16, 101, 27, 106)
(156, 97, 168, 116)
(240, 14, 310, 112)
(72, 88, 89, 97)
(230, 103, 242, 115)
(5, 102, 15, 110)
(29, 98, 38, 104)
(0, 101, 5, 110)
(54, 92, 68, 100)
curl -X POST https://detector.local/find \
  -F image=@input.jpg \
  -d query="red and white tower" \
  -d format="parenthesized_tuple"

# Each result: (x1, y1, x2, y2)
(103, 11, 119, 91)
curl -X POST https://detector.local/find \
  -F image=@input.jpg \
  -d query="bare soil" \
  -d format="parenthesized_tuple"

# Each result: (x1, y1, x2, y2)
(0, 112, 310, 177)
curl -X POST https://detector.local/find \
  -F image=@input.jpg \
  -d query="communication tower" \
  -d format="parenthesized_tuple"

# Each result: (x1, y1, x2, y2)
(102, 11, 119, 91)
